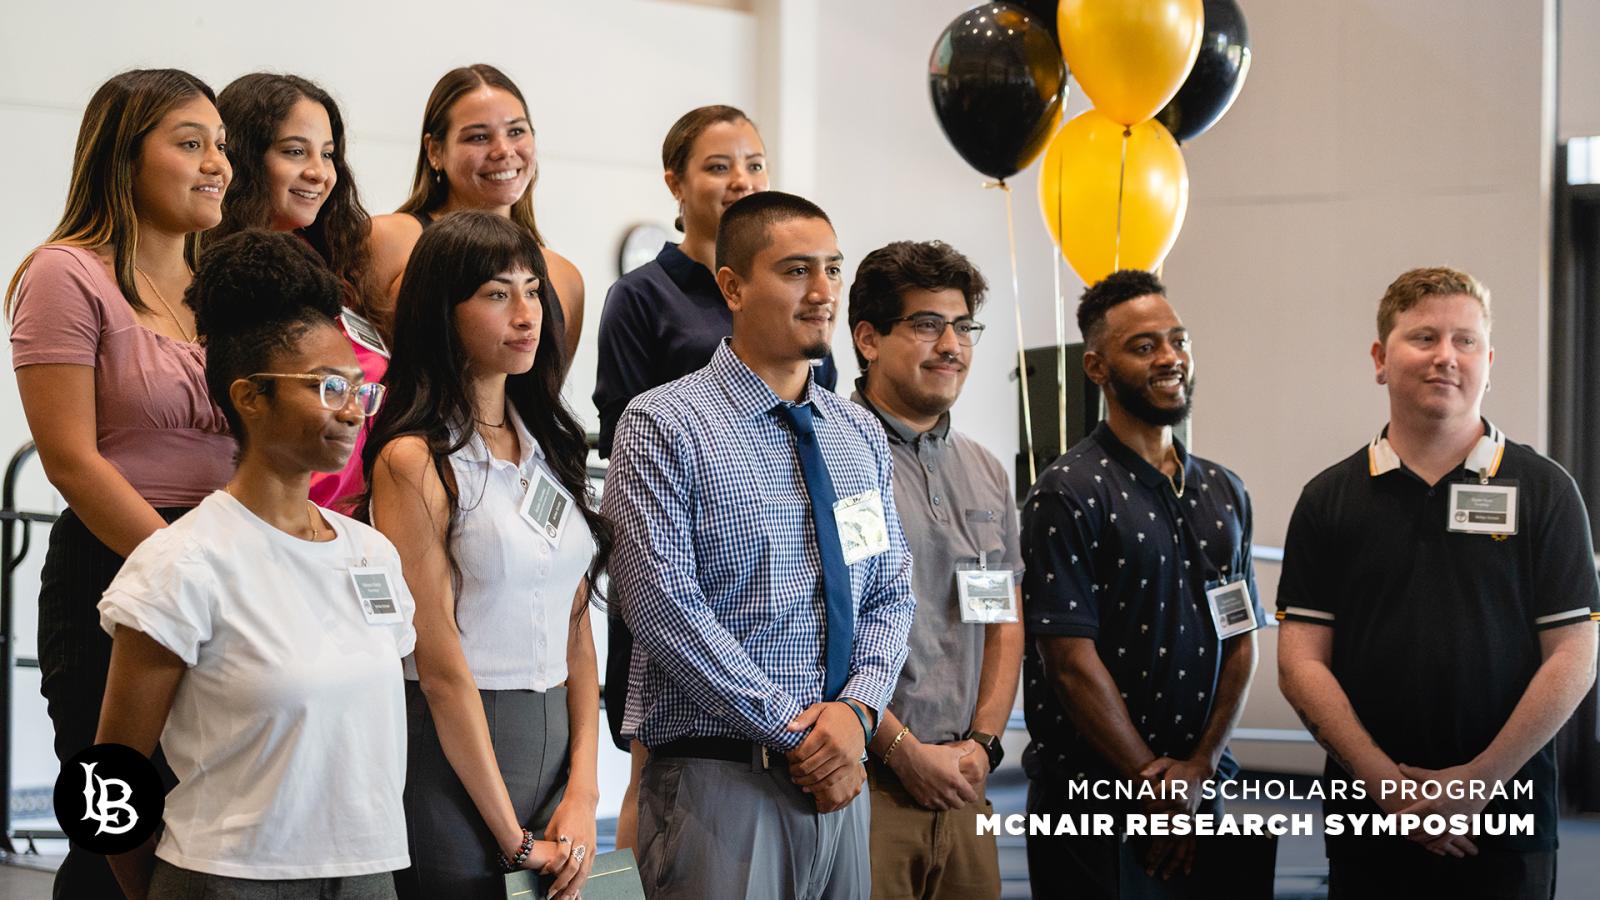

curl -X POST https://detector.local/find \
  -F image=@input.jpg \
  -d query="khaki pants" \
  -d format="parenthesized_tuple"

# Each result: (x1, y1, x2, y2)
(867, 766, 1000, 900)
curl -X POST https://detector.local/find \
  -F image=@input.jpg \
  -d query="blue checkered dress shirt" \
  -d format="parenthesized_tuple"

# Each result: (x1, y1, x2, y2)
(603, 339, 916, 752)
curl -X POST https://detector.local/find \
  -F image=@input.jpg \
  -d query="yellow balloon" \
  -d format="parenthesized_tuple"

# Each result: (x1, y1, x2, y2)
(1038, 109, 1189, 285)
(1060, 0, 1205, 125)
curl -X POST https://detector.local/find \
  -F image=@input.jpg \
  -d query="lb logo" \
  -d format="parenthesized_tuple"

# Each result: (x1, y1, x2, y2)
(54, 743, 163, 853)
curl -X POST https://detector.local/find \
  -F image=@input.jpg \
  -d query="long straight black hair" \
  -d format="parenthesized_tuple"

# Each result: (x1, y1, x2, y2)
(360, 211, 610, 604)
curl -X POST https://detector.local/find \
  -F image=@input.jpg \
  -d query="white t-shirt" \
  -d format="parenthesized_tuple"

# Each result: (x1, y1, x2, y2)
(98, 490, 415, 879)
(405, 405, 595, 690)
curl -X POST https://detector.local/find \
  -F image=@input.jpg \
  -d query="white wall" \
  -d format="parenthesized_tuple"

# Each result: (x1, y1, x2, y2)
(0, 0, 758, 820)
(0, 0, 1576, 803)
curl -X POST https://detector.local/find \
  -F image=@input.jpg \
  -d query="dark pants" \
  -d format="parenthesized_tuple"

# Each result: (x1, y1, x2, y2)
(39, 508, 186, 900)
(149, 859, 397, 899)
(1328, 843, 1555, 900)
(393, 683, 570, 900)
(603, 612, 632, 751)
(1025, 774, 1264, 900)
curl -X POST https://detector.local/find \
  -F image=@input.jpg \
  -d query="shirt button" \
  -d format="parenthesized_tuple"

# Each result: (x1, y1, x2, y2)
(925, 462, 935, 473)
(932, 496, 942, 506)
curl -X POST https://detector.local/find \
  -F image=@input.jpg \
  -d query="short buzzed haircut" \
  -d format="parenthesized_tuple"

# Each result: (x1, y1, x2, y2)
(1377, 266, 1491, 341)
(1077, 269, 1166, 349)
(715, 191, 832, 277)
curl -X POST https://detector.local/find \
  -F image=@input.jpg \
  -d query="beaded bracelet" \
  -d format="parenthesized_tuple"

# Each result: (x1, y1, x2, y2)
(497, 827, 535, 872)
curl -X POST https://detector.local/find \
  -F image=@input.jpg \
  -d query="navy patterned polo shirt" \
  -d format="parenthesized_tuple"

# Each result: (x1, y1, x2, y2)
(1020, 422, 1262, 783)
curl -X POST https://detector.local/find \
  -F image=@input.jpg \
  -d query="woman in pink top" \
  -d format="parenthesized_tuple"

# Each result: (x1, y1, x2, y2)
(212, 73, 386, 513)
(4, 68, 233, 899)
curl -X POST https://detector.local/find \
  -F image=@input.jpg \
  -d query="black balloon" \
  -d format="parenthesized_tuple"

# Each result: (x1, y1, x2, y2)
(929, 3, 1067, 181)
(1156, 0, 1252, 143)
(1012, 0, 1062, 48)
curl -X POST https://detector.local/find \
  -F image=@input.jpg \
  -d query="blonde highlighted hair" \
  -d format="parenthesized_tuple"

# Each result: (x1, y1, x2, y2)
(5, 69, 216, 317)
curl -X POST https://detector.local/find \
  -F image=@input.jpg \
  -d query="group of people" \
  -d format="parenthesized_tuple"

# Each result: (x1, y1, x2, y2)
(3, 61, 1595, 900)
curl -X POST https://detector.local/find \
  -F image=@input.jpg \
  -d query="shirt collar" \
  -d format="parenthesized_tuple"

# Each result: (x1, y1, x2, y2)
(850, 378, 950, 445)
(657, 242, 716, 293)
(1089, 420, 1193, 490)
(709, 338, 824, 421)
(1367, 418, 1504, 478)
(456, 403, 543, 468)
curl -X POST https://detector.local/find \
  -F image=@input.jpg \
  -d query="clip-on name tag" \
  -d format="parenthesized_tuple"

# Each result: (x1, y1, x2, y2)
(1448, 475, 1517, 535)
(957, 557, 1017, 624)
(339, 308, 390, 359)
(834, 488, 891, 565)
(519, 467, 574, 547)
(349, 565, 403, 625)
(1205, 579, 1260, 639)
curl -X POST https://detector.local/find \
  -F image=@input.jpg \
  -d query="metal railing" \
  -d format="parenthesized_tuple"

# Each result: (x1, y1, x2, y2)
(1, 441, 62, 856)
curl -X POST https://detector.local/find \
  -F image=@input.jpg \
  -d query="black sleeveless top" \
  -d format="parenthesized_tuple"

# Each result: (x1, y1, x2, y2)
(408, 210, 568, 344)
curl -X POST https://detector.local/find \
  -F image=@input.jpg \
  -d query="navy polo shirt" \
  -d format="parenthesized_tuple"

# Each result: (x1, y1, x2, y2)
(592, 242, 838, 458)
(1278, 420, 1600, 855)
(1021, 422, 1262, 783)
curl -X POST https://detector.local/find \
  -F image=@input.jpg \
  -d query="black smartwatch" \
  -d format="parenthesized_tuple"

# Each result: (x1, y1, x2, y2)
(966, 730, 1004, 772)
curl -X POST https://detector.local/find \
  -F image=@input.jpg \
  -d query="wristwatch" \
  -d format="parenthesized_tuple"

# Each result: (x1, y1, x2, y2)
(966, 730, 1004, 772)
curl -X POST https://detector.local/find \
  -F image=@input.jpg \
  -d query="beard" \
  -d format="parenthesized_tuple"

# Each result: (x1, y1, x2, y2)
(802, 340, 832, 361)
(1108, 366, 1196, 427)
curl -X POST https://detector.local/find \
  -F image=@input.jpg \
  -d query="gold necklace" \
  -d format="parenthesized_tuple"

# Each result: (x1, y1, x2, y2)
(134, 265, 195, 343)
(1166, 446, 1186, 498)
(225, 484, 322, 541)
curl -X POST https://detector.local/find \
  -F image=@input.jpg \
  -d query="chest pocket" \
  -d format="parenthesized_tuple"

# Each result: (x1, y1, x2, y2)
(962, 507, 1006, 567)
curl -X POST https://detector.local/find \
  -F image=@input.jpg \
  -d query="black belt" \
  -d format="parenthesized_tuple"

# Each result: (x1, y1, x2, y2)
(653, 737, 786, 769)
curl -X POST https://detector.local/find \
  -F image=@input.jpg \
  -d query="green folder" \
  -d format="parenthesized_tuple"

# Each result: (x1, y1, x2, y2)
(503, 849, 645, 900)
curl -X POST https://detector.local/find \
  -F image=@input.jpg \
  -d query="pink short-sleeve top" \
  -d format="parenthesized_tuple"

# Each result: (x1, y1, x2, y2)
(9, 245, 236, 507)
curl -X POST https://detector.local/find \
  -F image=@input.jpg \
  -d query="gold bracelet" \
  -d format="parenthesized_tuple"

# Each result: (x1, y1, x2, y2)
(880, 726, 912, 764)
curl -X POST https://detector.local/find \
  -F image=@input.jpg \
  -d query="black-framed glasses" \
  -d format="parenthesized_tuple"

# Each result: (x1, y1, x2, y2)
(248, 373, 386, 416)
(885, 314, 986, 346)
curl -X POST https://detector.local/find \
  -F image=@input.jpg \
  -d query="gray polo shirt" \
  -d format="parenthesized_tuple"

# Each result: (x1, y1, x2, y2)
(853, 387, 1024, 743)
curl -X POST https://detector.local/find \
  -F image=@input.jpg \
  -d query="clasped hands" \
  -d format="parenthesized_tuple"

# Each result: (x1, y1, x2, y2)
(785, 700, 873, 813)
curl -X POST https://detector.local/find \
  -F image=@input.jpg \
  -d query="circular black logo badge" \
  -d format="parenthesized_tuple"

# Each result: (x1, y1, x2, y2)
(53, 743, 163, 854)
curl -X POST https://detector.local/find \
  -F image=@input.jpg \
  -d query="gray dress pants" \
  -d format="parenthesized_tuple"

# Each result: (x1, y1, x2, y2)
(637, 751, 871, 900)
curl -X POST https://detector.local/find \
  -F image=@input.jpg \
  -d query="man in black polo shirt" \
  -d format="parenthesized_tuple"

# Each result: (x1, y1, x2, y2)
(1278, 266, 1600, 898)
(1022, 270, 1264, 899)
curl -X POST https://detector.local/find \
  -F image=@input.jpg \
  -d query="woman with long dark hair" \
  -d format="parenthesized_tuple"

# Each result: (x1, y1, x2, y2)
(214, 72, 387, 511)
(96, 229, 410, 900)
(367, 64, 584, 368)
(5, 68, 233, 897)
(364, 211, 611, 900)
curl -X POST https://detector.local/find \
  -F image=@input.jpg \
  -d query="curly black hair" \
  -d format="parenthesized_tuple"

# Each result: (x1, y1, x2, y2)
(187, 228, 345, 443)
(1077, 269, 1167, 348)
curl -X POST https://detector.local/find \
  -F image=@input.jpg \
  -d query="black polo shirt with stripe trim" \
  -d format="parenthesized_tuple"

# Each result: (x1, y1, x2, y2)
(1277, 419, 1600, 855)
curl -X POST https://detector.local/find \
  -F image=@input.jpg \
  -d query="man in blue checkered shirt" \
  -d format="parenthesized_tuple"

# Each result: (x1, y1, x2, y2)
(603, 192, 916, 899)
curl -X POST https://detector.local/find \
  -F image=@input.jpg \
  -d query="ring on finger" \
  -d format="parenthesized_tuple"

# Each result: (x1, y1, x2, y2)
(573, 844, 587, 863)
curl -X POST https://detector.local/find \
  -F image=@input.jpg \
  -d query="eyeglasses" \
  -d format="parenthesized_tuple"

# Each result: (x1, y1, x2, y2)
(884, 314, 986, 347)
(248, 373, 386, 416)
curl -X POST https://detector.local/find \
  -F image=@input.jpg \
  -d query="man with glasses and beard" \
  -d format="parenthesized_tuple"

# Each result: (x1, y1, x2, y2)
(1020, 270, 1265, 899)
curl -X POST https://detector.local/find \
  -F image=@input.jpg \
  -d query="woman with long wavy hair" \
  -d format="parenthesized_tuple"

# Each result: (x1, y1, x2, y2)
(4, 68, 233, 897)
(363, 211, 611, 900)
(214, 72, 386, 511)
(367, 64, 584, 370)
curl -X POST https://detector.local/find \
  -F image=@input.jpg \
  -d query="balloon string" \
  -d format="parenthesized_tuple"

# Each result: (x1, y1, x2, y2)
(1114, 126, 1131, 272)
(983, 178, 1037, 486)
(1053, 243, 1066, 455)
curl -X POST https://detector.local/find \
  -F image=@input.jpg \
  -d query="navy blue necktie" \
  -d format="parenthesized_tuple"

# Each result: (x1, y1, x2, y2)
(775, 402, 853, 700)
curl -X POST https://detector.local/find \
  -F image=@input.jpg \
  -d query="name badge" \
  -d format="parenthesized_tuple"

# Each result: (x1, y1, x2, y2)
(519, 467, 574, 547)
(833, 489, 891, 565)
(957, 566, 1017, 623)
(1205, 578, 1259, 640)
(1448, 481, 1518, 535)
(349, 566, 404, 625)
(340, 308, 390, 359)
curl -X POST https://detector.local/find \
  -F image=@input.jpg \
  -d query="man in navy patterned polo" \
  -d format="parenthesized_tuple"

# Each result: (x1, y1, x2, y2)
(603, 191, 916, 899)
(1019, 270, 1265, 899)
